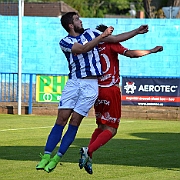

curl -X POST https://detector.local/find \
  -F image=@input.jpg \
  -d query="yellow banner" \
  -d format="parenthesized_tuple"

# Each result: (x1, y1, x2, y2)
(36, 75, 68, 102)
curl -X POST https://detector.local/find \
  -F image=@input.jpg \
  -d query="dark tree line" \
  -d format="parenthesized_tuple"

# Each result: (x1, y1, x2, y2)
(1, 0, 179, 18)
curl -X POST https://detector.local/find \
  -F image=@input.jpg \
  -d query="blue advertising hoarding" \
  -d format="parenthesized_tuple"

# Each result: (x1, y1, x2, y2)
(122, 77, 180, 107)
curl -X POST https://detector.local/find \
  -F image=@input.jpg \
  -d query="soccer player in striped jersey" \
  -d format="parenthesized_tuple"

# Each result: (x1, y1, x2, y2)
(79, 24, 163, 174)
(36, 12, 149, 173)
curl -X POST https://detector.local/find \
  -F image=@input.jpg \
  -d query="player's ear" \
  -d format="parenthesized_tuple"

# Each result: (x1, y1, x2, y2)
(69, 24, 74, 30)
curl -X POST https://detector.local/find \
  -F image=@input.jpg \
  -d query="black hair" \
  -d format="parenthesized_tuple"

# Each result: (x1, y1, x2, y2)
(61, 12, 78, 32)
(96, 24, 108, 32)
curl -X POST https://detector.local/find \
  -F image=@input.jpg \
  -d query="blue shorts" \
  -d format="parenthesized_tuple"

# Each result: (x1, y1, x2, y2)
(58, 79, 98, 117)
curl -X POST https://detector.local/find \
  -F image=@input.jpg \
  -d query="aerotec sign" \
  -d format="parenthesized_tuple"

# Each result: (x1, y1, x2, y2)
(36, 75, 68, 102)
(122, 77, 180, 107)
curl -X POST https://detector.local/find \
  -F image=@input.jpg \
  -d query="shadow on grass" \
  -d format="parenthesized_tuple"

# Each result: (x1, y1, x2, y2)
(0, 132, 180, 169)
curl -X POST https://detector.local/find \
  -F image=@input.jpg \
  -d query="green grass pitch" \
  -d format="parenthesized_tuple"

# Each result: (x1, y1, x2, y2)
(0, 114, 180, 180)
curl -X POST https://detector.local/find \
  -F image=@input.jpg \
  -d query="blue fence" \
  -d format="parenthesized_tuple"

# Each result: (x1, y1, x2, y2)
(0, 72, 35, 114)
(0, 72, 67, 114)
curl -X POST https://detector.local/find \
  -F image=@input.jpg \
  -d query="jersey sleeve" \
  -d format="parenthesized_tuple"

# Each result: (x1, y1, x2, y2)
(110, 43, 128, 55)
(91, 28, 101, 37)
(59, 37, 74, 52)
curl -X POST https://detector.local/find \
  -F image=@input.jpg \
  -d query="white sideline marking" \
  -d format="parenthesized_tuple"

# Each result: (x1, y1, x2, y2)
(0, 126, 52, 132)
(122, 121, 134, 123)
(0, 121, 135, 132)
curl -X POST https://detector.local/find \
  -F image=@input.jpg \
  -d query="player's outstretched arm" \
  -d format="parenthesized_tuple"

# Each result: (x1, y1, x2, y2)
(102, 25, 149, 43)
(72, 26, 114, 54)
(125, 46, 163, 58)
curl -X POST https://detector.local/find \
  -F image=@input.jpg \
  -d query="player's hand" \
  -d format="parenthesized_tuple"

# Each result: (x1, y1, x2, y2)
(151, 46, 163, 53)
(137, 25, 148, 34)
(101, 26, 114, 38)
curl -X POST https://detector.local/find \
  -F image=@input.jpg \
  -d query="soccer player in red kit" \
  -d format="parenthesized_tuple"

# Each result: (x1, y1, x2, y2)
(79, 24, 163, 174)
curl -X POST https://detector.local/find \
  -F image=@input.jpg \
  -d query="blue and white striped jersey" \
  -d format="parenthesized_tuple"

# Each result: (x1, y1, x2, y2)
(59, 28, 103, 79)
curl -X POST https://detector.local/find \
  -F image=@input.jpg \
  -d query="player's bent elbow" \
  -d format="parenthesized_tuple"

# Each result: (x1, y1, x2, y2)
(72, 43, 85, 54)
(125, 53, 135, 58)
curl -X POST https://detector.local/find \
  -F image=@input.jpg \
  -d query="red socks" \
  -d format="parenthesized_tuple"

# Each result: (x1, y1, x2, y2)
(88, 129, 113, 158)
(88, 128, 103, 146)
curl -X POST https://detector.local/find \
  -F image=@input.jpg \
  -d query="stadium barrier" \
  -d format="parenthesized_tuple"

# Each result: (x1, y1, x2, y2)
(1, 73, 180, 120)
(0, 72, 66, 114)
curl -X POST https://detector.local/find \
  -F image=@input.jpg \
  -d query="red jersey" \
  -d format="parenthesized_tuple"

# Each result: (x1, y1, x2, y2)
(98, 42, 128, 87)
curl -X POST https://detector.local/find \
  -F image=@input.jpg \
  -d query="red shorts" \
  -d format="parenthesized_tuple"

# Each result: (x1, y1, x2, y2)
(94, 85, 121, 129)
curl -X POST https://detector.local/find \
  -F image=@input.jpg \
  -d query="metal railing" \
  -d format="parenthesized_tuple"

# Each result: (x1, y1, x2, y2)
(0, 72, 66, 114)
(0, 72, 36, 114)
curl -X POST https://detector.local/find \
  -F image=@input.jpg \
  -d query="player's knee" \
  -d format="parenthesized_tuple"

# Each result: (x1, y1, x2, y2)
(56, 112, 69, 126)
(108, 127, 117, 137)
(56, 116, 68, 126)
(69, 112, 84, 126)
(112, 129, 117, 137)
(69, 118, 82, 126)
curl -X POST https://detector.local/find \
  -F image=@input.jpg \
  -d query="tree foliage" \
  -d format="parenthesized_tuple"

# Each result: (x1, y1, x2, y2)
(143, 0, 180, 18)
(1, 0, 179, 18)
(63, 0, 144, 17)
